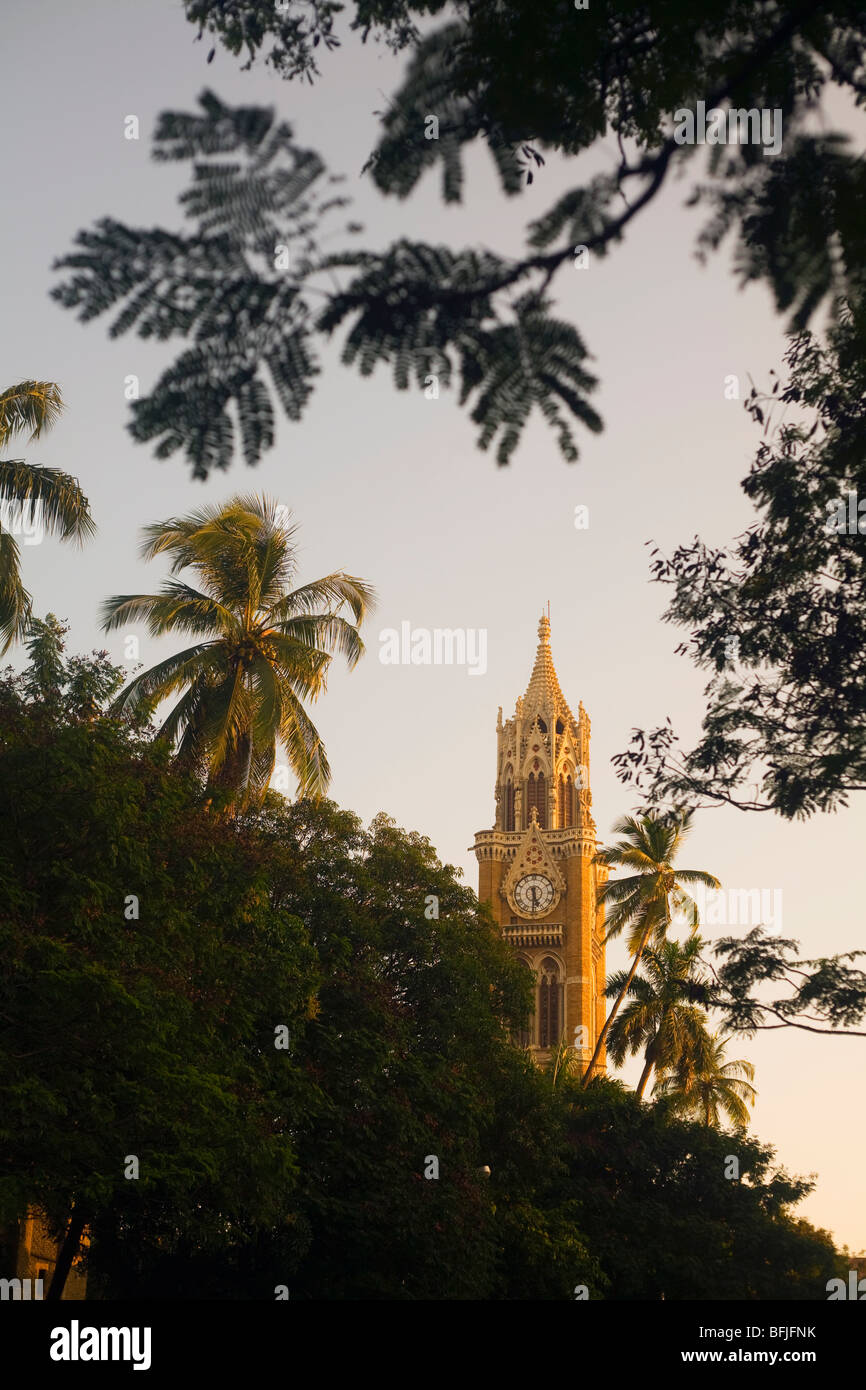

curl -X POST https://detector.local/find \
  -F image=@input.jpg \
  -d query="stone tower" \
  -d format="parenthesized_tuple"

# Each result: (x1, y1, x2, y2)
(473, 616, 607, 1070)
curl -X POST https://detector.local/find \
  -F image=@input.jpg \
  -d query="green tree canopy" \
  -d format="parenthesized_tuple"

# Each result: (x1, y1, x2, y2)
(0, 628, 847, 1301)
(562, 1077, 838, 1300)
(0, 627, 317, 1292)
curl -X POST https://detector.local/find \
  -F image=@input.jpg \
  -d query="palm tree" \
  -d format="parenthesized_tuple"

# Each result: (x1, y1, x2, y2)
(547, 1033, 581, 1089)
(605, 935, 712, 1100)
(0, 381, 95, 652)
(101, 495, 375, 808)
(654, 1031, 757, 1128)
(581, 810, 720, 1085)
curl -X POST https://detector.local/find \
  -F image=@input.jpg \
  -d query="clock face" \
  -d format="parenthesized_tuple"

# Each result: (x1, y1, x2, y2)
(514, 874, 555, 916)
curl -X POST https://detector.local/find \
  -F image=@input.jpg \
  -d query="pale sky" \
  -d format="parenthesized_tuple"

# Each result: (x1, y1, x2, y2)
(3, 0, 864, 1253)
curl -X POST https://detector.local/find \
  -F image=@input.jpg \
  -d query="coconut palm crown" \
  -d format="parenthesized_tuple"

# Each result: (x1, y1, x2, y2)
(654, 1031, 757, 1128)
(605, 934, 713, 1100)
(101, 495, 375, 808)
(0, 381, 95, 652)
(582, 810, 720, 1084)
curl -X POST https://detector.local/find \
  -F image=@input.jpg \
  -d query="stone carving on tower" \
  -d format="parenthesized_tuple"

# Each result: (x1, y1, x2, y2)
(473, 616, 607, 1071)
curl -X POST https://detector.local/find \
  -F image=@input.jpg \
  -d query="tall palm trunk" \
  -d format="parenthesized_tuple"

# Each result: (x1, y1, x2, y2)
(635, 1001, 673, 1099)
(46, 1210, 86, 1301)
(582, 917, 653, 1086)
(635, 1049, 656, 1100)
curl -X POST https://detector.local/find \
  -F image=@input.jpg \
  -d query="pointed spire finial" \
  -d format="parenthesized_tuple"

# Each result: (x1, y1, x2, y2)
(522, 613, 576, 730)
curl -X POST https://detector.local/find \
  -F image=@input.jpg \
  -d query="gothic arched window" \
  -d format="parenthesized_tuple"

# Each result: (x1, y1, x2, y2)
(526, 771, 547, 828)
(558, 772, 574, 828)
(504, 769, 515, 831)
(538, 957, 563, 1049)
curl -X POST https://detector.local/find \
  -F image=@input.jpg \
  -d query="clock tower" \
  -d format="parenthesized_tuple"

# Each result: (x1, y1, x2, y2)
(473, 616, 607, 1072)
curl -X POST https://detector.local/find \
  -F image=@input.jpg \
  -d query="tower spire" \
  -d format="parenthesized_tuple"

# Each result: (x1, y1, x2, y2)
(472, 617, 605, 1070)
(522, 613, 576, 730)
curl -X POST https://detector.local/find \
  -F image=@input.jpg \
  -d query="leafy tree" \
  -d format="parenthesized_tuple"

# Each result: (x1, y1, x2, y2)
(102, 494, 374, 807)
(20, 614, 126, 714)
(56, 6, 866, 475)
(561, 1076, 838, 1300)
(706, 927, 866, 1038)
(82, 790, 837, 1301)
(82, 793, 604, 1300)
(606, 308, 866, 1041)
(0, 382, 94, 651)
(0, 631, 841, 1298)
(654, 1031, 757, 1127)
(585, 811, 719, 1084)
(233, 796, 599, 1300)
(0, 633, 597, 1302)
(615, 306, 866, 821)
(52, 90, 600, 475)
(605, 934, 713, 1100)
(0, 627, 317, 1297)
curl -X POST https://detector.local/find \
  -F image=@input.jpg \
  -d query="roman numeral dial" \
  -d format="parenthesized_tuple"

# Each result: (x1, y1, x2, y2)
(514, 873, 555, 916)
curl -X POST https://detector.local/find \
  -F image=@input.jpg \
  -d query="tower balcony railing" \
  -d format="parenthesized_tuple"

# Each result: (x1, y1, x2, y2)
(472, 827, 597, 858)
(502, 924, 564, 948)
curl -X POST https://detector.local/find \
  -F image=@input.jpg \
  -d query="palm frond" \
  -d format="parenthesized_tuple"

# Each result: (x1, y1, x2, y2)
(104, 495, 368, 808)
(273, 611, 366, 668)
(101, 588, 238, 639)
(0, 460, 95, 543)
(197, 665, 253, 777)
(111, 642, 225, 714)
(0, 382, 64, 446)
(270, 572, 377, 626)
(278, 686, 331, 798)
(0, 529, 30, 654)
(672, 868, 722, 890)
